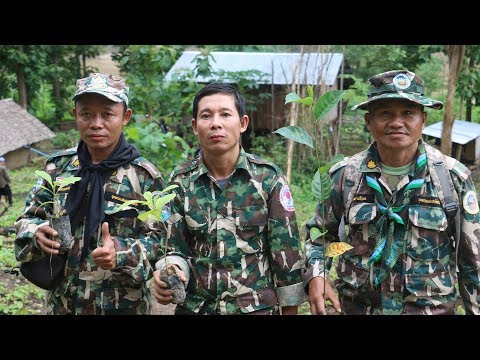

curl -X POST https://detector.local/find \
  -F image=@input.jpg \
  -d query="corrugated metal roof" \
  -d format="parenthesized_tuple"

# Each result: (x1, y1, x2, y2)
(422, 120, 480, 145)
(165, 51, 343, 85)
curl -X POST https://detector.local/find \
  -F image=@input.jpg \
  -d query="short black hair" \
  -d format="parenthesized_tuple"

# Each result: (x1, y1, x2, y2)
(192, 83, 247, 119)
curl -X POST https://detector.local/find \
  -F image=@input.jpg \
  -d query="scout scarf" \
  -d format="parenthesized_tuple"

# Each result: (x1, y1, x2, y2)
(366, 143, 427, 286)
(65, 133, 141, 260)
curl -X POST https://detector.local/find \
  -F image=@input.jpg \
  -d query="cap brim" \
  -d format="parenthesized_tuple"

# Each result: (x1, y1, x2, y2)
(351, 92, 443, 111)
(72, 90, 127, 105)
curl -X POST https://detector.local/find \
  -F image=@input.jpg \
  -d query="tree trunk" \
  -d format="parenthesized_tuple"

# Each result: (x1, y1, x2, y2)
(16, 45, 27, 109)
(441, 45, 465, 156)
(466, 55, 475, 122)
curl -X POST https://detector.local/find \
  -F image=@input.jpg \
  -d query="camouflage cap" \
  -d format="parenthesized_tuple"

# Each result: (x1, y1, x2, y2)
(351, 70, 443, 111)
(72, 73, 129, 106)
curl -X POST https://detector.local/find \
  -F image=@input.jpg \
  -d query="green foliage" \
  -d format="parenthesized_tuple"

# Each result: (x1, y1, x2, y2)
(345, 45, 438, 81)
(124, 122, 192, 176)
(0, 281, 45, 315)
(0, 240, 45, 315)
(192, 47, 216, 78)
(29, 82, 56, 127)
(0, 237, 17, 267)
(113, 185, 178, 224)
(249, 134, 288, 171)
(52, 129, 81, 149)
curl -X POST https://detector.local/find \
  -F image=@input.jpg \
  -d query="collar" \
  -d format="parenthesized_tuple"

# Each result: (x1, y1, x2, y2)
(189, 146, 252, 182)
(359, 140, 426, 176)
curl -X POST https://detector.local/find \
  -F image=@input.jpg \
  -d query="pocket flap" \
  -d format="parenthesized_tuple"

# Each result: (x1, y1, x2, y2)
(408, 205, 447, 231)
(348, 203, 376, 225)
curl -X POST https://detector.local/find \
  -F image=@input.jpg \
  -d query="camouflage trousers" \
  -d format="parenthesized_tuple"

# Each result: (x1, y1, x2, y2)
(46, 289, 151, 315)
(175, 302, 280, 315)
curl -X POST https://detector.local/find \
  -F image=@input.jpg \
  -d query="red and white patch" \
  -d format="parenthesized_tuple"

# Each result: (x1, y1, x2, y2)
(279, 184, 295, 212)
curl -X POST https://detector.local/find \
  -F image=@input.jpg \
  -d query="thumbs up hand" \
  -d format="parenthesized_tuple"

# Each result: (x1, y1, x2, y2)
(92, 222, 117, 270)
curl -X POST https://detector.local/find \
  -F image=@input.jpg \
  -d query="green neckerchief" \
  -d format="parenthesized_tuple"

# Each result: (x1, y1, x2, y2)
(366, 144, 427, 286)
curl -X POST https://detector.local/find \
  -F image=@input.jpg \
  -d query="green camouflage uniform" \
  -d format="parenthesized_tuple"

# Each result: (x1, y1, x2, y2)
(304, 141, 480, 315)
(15, 148, 166, 314)
(160, 148, 307, 314)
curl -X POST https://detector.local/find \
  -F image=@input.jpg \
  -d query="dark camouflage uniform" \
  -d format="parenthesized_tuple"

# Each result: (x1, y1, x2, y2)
(15, 148, 166, 315)
(304, 141, 480, 315)
(160, 148, 306, 314)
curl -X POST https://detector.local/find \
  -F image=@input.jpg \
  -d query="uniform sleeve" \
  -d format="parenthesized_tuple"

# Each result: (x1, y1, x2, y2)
(111, 175, 172, 285)
(453, 174, 480, 314)
(303, 166, 345, 289)
(267, 173, 307, 307)
(14, 166, 53, 263)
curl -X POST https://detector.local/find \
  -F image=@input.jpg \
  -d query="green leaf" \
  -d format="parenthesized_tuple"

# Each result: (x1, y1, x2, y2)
(57, 176, 82, 187)
(312, 170, 332, 201)
(307, 85, 314, 99)
(309, 227, 327, 241)
(313, 90, 347, 122)
(113, 199, 144, 213)
(137, 211, 150, 222)
(143, 191, 154, 210)
(285, 92, 313, 107)
(153, 193, 176, 213)
(273, 126, 314, 149)
(285, 92, 301, 104)
(35, 170, 53, 190)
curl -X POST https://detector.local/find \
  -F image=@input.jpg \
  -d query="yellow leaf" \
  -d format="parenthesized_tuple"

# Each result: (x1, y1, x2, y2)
(325, 242, 353, 257)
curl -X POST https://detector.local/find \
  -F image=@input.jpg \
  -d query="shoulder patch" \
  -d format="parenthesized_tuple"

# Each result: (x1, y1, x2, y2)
(279, 184, 295, 212)
(463, 190, 479, 215)
(131, 157, 162, 179)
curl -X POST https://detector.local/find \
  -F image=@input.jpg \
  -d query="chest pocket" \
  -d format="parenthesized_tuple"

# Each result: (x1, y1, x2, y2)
(104, 205, 141, 238)
(407, 204, 450, 261)
(346, 202, 377, 256)
(236, 206, 268, 254)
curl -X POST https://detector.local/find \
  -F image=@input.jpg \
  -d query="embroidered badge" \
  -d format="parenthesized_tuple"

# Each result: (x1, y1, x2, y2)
(367, 160, 376, 169)
(87, 73, 108, 89)
(73, 159, 80, 167)
(392, 73, 411, 90)
(279, 184, 295, 212)
(463, 190, 479, 215)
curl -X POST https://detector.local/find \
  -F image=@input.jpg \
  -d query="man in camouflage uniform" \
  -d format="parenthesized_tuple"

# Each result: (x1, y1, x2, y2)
(15, 73, 166, 314)
(152, 83, 306, 314)
(305, 70, 480, 315)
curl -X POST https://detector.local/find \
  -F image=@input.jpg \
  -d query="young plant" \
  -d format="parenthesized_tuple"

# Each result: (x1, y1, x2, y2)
(112, 184, 185, 304)
(274, 86, 352, 305)
(34, 170, 81, 218)
(34, 170, 82, 251)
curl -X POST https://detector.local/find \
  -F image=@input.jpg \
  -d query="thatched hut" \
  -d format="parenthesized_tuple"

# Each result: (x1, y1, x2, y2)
(0, 98, 55, 169)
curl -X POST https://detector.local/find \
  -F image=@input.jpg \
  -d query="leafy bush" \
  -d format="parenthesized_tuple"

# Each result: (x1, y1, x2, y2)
(52, 129, 80, 149)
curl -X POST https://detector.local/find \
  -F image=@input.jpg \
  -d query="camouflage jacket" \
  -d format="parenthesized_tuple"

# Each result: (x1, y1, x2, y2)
(304, 141, 480, 315)
(14, 147, 166, 315)
(161, 148, 306, 314)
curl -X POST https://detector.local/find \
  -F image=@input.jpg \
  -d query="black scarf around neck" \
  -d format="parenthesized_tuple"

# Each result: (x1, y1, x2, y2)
(65, 133, 141, 259)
